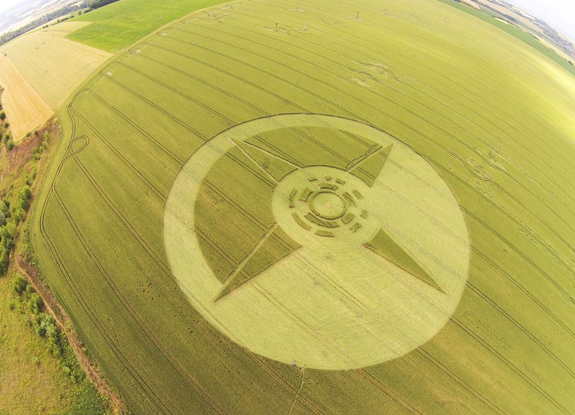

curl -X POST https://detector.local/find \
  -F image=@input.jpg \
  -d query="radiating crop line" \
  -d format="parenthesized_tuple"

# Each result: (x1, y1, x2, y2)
(127, 52, 269, 117)
(100, 63, 330, 172)
(97, 72, 210, 141)
(58, 185, 235, 412)
(466, 279, 575, 379)
(114, 55, 375, 174)
(120, 55, 373, 153)
(111, 62, 238, 127)
(41, 204, 171, 414)
(54, 116, 227, 414)
(436, 164, 575, 305)
(53, 191, 186, 415)
(72, 156, 171, 274)
(450, 307, 572, 415)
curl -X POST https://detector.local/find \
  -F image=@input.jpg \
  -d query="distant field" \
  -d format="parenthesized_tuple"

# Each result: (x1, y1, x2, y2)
(31, 0, 575, 414)
(438, 0, 575, 77)
(0, 22, 111, 109)
(67, 0, 230, 53)
(0, 22, 111, 140)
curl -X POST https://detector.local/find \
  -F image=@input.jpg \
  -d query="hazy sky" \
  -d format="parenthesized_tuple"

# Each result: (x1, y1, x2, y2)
(510, 0, 575, 41)
(0, 0, 24, 15)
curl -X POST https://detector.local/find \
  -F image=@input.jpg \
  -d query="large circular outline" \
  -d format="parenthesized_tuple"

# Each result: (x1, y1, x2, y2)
(164, 114, 471, 370)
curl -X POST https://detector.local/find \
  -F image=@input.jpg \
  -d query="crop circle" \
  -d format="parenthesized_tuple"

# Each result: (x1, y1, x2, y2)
(164, 114, 471, 370)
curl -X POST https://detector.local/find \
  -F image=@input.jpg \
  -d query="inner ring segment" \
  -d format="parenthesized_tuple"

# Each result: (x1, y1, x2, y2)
(309, 191, 347, 220)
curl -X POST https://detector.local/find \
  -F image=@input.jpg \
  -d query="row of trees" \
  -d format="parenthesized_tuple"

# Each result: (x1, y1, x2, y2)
(11, 274, 85, 382)
(0, 103, 51, 275)
(0, 104, 14, 150)
(0, 186, 32, 275)
(84, 0, 121, 10)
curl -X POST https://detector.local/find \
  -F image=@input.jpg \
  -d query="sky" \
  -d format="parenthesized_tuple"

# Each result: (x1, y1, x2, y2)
(510, 0, 575, 41)
(0, 0, 24, 15)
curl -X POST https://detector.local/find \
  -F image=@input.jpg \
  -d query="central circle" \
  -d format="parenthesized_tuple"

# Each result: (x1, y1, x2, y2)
(309, 191, 347, 220)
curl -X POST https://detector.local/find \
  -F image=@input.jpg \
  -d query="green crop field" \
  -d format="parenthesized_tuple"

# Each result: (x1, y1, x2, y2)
(67, 0, 229, 52)
(30, 0, 575, 413)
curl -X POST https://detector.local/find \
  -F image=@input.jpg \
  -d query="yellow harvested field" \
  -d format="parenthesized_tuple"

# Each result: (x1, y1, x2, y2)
(0, 22, 111, 109)
(0, 55, 52, 141)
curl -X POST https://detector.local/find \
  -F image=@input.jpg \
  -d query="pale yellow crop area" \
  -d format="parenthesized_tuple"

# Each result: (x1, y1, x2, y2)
(0, 22, 110, 128)
(165, 114, 471, 370)
(0, 55, 52, 140)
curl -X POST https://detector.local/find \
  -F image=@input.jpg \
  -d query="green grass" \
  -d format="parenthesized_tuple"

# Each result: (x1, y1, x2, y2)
(67, 0, 230, 52)
(0, 274, 108, 415)
(438, 0, 575, 77)
(30, 0, 575, 413)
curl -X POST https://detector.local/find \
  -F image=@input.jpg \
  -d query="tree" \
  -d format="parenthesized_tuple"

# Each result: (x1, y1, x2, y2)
(19, 186, 32, 202)
(12, 274, 28, 295)
(28, 292, 43, 315)
(0, 111, 5, 121)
